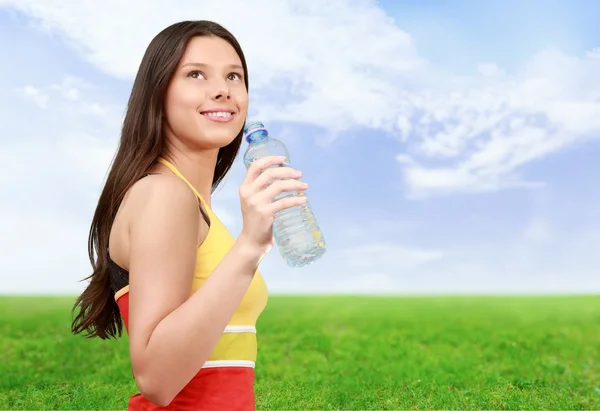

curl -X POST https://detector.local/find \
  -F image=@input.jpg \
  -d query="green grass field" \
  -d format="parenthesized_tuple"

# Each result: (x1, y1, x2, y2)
(1, 295, 599, 410)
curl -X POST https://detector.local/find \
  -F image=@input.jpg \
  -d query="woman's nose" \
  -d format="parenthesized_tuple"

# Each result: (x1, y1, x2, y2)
(209, 79, 231, 100)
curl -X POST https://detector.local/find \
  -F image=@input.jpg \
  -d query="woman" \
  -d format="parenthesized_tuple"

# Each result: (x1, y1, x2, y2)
(71, 20, 308, 410)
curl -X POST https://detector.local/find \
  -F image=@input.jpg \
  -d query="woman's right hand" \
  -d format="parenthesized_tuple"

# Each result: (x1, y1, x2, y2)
(237, 155, 308, 255)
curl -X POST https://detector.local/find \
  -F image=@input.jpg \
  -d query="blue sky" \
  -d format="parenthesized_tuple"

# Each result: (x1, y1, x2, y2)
(0, 0, 599, 294)
(383, 0, 600, 73)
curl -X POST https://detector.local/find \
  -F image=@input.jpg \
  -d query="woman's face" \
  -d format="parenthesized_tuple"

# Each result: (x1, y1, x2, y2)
(163, 35, 248, 152)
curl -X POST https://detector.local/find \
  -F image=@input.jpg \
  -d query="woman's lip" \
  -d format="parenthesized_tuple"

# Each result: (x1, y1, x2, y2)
(199, 107, 235, 114)
(200, 112, 235, 123)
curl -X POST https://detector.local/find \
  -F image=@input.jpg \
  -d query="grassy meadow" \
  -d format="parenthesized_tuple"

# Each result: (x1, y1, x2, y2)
(0, 295, 599, 410)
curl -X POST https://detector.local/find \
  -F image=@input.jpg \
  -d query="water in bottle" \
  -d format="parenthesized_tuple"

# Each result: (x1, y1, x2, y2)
(242, 121, 326, 267)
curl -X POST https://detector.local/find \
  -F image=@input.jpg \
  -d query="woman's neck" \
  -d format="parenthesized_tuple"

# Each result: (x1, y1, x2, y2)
(159, 148, 218, 206)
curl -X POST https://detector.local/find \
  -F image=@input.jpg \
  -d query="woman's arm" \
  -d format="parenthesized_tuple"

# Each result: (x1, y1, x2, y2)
(125, 175, 262, 407)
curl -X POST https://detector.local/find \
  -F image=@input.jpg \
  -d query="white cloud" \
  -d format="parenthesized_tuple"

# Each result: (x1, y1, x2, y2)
(3, 0, 599, 197)
(22, 85, 48, 108)
(0, 1, 599, 294)
(0, 0, 423, 132)
(338, 243, 444, 272)
(256, 225, 600, 294)
(398, 48, 600, 197)
(477, 62, 504, 77)
(0, 74, 119, 293)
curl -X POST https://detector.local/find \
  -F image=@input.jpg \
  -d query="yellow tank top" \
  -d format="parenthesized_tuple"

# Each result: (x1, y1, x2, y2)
(157, 157, 269, 369)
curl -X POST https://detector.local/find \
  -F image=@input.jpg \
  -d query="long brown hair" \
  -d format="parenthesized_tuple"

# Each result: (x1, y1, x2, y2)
(71, 20, 250, 340)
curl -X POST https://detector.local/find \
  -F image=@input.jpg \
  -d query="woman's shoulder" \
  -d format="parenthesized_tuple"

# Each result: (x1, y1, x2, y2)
(124, 173, 199, 217)
(131, 172, 197, 204)
(116, 173, 201, 243)
(109, 172, 202, 266)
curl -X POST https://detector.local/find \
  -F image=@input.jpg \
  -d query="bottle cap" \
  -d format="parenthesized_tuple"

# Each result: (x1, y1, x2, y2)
(243, 121, 267, 143)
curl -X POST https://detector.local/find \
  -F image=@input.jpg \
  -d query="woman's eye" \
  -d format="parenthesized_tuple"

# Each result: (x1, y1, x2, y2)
(188, 70, 205, 79)
(227, 72, 242, 81)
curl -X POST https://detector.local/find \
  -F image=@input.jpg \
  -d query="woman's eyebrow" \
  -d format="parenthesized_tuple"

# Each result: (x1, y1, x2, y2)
(181, 62, 243, 70)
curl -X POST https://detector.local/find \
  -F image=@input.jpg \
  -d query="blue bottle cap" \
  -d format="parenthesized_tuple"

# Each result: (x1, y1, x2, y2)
(243, 121, 267, 143)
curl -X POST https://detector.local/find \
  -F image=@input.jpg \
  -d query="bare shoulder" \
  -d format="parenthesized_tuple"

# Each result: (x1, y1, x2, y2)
(124, 172, 201, 273)
(110, 173, 200, 269)
(126, 173, 199, 221)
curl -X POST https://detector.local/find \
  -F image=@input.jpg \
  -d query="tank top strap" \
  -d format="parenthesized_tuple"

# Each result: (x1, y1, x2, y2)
(156, 157, 209, 208)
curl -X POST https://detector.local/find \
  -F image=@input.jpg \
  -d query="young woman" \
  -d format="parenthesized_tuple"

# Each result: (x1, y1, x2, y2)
(70, 20, 308, 410)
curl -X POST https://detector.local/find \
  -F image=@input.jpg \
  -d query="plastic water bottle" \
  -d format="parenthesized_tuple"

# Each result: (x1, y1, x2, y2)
(242, 121, 326, 267)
